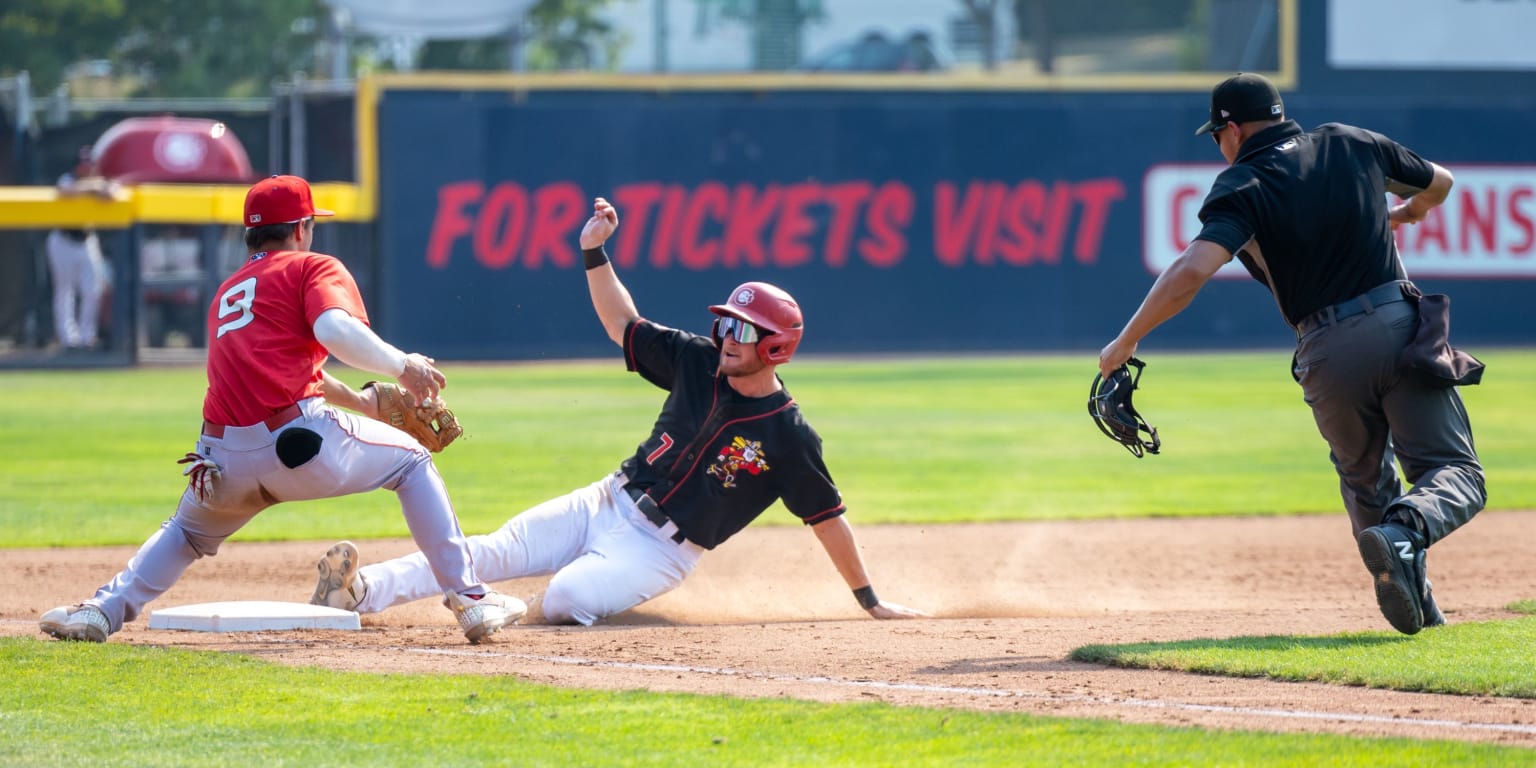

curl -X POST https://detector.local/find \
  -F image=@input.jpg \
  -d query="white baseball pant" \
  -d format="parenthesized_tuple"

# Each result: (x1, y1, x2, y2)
(85, 397, 487, 632)
(46, 229, 105, 347)
(355, 473, 703, 625)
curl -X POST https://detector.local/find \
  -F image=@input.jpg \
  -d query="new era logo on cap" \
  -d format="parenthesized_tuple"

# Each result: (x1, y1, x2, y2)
(243, 175, 335, 227)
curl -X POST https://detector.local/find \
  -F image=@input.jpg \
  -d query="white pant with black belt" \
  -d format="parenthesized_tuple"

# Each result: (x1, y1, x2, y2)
(356, 474, 704, 625)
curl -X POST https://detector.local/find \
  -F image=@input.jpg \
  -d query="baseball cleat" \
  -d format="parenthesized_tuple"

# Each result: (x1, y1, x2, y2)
(310, 540, 366, 612)
(1357, 523, 1427, 635)
(443, 589, 527, 644)
(39, 604, 110, 643)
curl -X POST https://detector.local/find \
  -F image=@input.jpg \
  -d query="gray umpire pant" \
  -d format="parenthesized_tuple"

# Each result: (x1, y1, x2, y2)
(1291, 297, 1485, 547)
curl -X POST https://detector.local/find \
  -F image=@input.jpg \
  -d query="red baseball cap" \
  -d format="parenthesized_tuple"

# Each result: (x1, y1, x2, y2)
(243, 174, 334, 227)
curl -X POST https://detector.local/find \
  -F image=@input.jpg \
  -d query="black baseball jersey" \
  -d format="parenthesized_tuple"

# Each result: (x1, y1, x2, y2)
(1193, 120, 1436, 326)
(616, 318, 845, 549)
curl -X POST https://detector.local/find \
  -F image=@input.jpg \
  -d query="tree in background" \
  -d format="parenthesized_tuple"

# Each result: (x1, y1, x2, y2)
(1011, 0, 1211, 74)
(411, 0, 622, 72)
(694, 0, 825, 71)
(523, 0, 624, 71)
(2, 0, 324, 98)
(111, 0, 323, 97)
(957, 0, 1004, 70)
(2, 0, 623, 97)
(0, 0, 128, 94)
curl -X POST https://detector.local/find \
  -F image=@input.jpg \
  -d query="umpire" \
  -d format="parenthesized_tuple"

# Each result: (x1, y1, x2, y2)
(1099, 73, 1485, 635)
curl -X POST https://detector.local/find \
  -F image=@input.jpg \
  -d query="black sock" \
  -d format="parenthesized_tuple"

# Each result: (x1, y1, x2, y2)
(1383, 507, 1427, 542)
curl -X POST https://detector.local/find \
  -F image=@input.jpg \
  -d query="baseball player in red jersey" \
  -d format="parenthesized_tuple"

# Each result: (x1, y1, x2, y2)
(311, 197, 928, 626)
(40, 175, 522, 644)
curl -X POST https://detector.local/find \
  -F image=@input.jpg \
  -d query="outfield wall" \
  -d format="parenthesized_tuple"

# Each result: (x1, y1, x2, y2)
(371, 86, 1536, 360)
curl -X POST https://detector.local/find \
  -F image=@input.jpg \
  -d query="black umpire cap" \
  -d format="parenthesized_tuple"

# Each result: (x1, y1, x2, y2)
(1195, 73, 1284, 135)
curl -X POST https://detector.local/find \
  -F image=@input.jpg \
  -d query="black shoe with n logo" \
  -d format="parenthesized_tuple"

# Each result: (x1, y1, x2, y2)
(1357, 523, 1428, 635)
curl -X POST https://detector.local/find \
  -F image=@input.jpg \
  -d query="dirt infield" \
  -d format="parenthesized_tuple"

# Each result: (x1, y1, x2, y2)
(5, 512, 1536, 748)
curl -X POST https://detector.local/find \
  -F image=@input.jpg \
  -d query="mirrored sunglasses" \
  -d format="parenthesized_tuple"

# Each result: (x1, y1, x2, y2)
(717, 316, 761, 344)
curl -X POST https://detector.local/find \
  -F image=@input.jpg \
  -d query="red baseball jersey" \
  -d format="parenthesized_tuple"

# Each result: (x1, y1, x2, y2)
(202, 250, 368, 427)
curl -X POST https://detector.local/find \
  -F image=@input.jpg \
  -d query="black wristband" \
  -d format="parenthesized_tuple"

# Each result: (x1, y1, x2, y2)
(853, 585, 879, 611)
(582, 246, 609, 270)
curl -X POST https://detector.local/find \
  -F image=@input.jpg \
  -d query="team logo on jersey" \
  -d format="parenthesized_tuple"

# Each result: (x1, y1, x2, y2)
(707, 436, 769, 488)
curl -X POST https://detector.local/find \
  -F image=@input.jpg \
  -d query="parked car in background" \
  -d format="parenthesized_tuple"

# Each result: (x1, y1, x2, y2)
(799, 30, 949, 72)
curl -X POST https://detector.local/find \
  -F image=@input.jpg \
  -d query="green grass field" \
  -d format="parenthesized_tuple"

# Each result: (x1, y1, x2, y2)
(1075, 615, 1536, 697)
(1, 639, 1525, 767)
(3, 351, 1533, 766)
(2, 350, 1532, 547)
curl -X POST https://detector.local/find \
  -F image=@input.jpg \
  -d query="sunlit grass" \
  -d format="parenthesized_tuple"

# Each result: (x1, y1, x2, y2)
(2, 638, 1522, 768)
(1, 349, 1532, 546)
(1073, 617, 1536, 697)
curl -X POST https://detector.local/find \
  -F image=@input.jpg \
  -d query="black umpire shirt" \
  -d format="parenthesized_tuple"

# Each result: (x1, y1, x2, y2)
(616, 318, 846, 549)
(1193, 119, 1437, 326)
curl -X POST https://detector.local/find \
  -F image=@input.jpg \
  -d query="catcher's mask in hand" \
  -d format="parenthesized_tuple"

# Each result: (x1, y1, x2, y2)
(1088, 357, 1161, 458)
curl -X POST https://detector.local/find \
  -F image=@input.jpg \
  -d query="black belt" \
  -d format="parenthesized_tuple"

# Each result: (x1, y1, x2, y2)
(1295, 282, 1409, 336)
(626, 486, 687, 544)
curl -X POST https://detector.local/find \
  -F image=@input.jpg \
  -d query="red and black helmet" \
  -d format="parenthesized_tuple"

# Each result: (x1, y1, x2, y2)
(708, 281, 804, 365)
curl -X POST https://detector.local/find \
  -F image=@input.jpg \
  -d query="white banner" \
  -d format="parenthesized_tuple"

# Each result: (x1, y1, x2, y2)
(1328, 0, 1536, 70)
(1143, 164, 1536, 279)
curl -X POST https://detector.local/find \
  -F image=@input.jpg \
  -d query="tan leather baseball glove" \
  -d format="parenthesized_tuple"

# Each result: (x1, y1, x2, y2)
(364, 381, 463, 452)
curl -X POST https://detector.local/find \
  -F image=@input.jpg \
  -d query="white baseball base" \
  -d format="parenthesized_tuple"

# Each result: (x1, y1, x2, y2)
(148, 601, 361, 632)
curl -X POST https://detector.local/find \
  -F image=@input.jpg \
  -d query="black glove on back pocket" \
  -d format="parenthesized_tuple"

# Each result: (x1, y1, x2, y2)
(275, 427, 323, 469)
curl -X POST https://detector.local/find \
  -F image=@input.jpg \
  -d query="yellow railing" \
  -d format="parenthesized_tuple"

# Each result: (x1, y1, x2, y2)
(0, 182, 366, 229)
